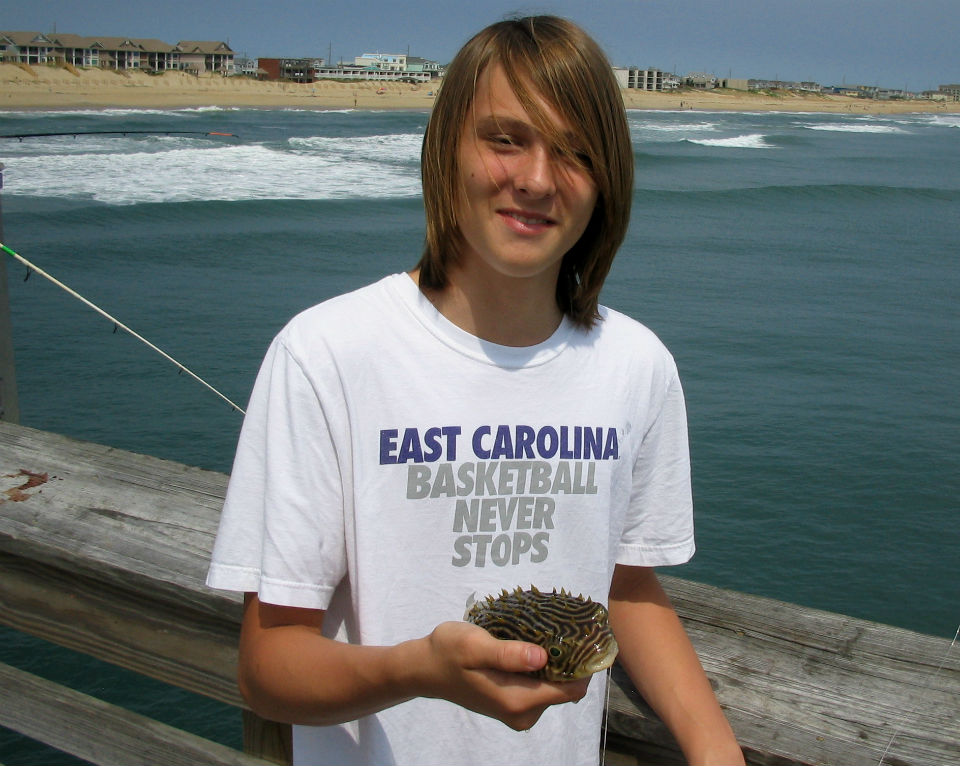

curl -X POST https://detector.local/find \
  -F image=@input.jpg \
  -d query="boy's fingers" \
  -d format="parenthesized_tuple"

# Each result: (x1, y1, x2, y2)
(493, 640, 547, 673)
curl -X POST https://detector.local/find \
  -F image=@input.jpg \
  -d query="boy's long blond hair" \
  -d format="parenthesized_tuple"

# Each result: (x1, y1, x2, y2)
(417, 15, 634, 328)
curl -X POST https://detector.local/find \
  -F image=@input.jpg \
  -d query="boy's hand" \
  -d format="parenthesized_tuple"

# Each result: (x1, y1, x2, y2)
(413, 621, 591, 731)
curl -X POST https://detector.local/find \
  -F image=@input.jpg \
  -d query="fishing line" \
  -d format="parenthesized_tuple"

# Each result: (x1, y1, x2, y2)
(0, 241, 245, 414)
(0, 130, 240, 141)
(600, 666, 613, 766)
(875, 621, 959, 765)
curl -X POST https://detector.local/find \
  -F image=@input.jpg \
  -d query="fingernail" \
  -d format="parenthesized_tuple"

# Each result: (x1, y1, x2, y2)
(526, 646, 543, 668)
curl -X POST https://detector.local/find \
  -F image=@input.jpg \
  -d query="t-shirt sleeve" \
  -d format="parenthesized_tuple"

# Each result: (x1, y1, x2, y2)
(206, 333, 348, 609)
(617, 368, 695, 567)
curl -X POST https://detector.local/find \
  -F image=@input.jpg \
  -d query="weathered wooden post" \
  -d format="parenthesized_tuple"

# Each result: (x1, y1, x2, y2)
(0, 162, 21, 423)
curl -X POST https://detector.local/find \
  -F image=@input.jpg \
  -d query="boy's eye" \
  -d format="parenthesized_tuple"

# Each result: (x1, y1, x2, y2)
(575, 151, 594, 171)
(555, 145, 593, 172)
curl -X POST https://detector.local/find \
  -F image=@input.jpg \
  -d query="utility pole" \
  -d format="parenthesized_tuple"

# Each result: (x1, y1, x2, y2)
(0, 163, 21, 423)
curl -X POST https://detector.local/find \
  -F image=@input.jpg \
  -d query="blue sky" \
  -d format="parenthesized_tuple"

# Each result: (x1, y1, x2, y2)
(4, 0, 957, 92)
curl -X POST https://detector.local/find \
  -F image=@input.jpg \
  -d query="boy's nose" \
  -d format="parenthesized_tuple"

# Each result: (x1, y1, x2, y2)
(514, 147, 556, 198)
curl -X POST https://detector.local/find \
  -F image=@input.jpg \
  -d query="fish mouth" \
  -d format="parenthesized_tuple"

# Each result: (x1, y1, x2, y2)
(583, 639, 619, 675)
(584, 652, 618, 675)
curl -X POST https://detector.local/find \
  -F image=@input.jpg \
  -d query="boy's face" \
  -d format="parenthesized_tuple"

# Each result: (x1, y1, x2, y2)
(454, 63, 598, 289)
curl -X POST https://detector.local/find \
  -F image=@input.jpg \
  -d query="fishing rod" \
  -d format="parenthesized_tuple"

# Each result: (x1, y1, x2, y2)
(0, 240, 246, 414)
(0, 130, 239, 141)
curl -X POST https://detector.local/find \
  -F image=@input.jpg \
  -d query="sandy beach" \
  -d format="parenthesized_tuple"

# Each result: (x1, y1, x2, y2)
(1, 63, 958, 114)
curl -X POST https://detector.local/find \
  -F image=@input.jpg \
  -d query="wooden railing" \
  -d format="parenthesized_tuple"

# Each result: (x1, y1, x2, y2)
(1, 420, 957, 765)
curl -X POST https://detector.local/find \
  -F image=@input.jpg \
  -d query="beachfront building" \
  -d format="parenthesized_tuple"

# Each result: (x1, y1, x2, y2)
(612, 67, 678, 91)
(176, 41, 234, 75)
(718, 78, 749, 91)
(406, 56, 443, 77)
(0, 31, 233, 73)
(749, 79, 823, 93)
(258, 58, 325, 83)
(354, 52, 406, 70)
(310, 64, 433, 83)
(258, 51, 442, 83)
(684, 72, 718, 89)
(0, 32, 57, 64)
(351, 52, 442, 80)
(233, 56, 261, 78)
(938, 84, 960, 100)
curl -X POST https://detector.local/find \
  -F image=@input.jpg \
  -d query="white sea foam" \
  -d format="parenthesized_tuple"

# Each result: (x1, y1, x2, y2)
(630, 120, 719, 133)
(0, 106, 229, 120)
(629, 118, 721, 145)
(288, 132, 422, 166)
(803, 122, 907, 134)
(2, 134, 423, 204)
(1, 133, 211, 156)
(929, 114, 960, 129)
(686, 133, 773, 148)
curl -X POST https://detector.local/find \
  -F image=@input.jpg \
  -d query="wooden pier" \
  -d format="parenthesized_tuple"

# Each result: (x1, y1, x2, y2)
(0, 420, 957, 765)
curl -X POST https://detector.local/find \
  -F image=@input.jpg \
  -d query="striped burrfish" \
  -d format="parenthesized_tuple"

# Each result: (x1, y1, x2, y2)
(464, 586, 619, 682)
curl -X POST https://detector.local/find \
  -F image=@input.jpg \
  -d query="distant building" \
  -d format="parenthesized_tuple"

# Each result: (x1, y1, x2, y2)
(260, 52, 445, 83)
(258, 57, 325, 82)
(175, 41, 234, 75)
(354, 52, 406, 70)
(0, 30, 233, 73)
(748, 79, 822, 93)
(405, 56, 443, 77)
(0, 31, 56, 64)
(939, 84, 960, 101)
(684, 72, 717, 89)
(633, 68, 664, 90)
(718, 78, 749, 91)
(612, 66, 677, 91)
(233, 56, 261, 78)
(314, 65, 433, 83)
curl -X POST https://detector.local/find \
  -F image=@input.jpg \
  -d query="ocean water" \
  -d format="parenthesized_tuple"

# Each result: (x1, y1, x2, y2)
(1, 106, 958, 762)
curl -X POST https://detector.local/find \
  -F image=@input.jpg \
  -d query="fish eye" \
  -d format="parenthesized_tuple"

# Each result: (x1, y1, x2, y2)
(548, 646, 562, 658)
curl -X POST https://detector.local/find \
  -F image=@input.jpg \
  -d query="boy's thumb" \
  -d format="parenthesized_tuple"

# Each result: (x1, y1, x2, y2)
(493, 640, 547, 673)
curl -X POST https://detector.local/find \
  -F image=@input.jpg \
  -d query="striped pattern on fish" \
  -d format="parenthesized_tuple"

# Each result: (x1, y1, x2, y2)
(464, 586, 619, 682)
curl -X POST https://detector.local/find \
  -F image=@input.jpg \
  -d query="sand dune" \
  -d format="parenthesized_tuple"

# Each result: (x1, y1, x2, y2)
(1, 63, 957, 114)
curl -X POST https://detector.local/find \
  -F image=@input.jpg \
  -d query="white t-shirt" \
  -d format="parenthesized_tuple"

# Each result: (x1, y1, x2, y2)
(207, 273, 694, 766)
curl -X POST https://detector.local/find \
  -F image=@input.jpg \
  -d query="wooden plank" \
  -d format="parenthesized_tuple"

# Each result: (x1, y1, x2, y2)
(243, 710, 293, 766)
(0, 421, 294, 764)
(0, 551, 243, 707)
(605, 579, 960, 766)
(659, 576, 960, 766)
(1, 421, 958, 766)
(0, 420, 234, 618)
(0, 660, 275, 766)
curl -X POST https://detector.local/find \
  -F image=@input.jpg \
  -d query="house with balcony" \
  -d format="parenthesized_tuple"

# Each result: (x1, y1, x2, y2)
(354, 52, 406, 71)
(174, 41, 234, 74)
(0, 30, 232, 73)
(684, 72, 718, 89)
(612, 66, 677, 91)
(258, 50, 441, 83)
(0, 31, 57, 64)
(257, 57, 325, 82)
(937, 84, 960, 100)
(405, 56, 442, 78)
(232, 56, 261, 78)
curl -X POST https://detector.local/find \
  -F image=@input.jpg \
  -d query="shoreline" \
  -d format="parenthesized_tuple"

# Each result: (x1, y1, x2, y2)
(2, 63, 959, 114)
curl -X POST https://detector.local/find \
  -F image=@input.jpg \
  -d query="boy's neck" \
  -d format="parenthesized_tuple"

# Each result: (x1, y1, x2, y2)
(410, 268, 564, 347)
